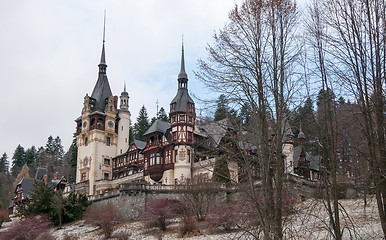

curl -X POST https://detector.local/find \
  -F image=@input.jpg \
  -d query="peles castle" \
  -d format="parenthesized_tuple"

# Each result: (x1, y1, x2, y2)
(75, 38, 320, 196)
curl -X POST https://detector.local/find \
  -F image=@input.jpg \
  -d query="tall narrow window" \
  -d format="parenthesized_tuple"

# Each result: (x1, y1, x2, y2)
(187, 150, 191, 163)
(106, 137, 110, 146)
(175, 150, 178, 162)
(156, 152, 160, 164)
(85, 137, 88, 146)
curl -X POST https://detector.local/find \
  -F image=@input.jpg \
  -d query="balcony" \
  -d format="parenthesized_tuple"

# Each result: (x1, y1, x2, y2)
(147, 164, 164, 182)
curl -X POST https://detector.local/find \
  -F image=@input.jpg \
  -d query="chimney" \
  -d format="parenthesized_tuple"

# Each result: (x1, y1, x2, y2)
(43, 175, 48, 185)
(54, 172, 60, 180)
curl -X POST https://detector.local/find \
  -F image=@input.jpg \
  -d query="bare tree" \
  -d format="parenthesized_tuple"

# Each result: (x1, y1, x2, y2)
(196, 0, 299, 238)
(306, 0, 385, 237)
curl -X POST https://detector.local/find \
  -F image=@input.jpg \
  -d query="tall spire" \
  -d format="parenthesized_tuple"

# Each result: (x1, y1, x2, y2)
(98, 11, 107, 74)
(178, 36, 188, 80)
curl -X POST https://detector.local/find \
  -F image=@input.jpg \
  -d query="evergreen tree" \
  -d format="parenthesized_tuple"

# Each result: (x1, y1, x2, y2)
(11, 145, 26, 176)
(53, 136, 65, 161)
(129, 125, 134, 144)
(25, 146, 37, 174)
(45, 135, 55, 155)
(214, 94, 230, 121)
(158, 107, 169, 122)
(150, 116, 157, 125)
(0, 153, 9, 174)
(212, 157, 231, 184)
(69, 133, 78, 182)
(239, 103, 252, 125)
(134, 105, 150, 141)
(23, 180, 54, 216)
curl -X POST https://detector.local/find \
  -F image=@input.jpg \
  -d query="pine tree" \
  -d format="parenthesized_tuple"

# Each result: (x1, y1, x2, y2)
(25, 146, 37, 174)
(214, 94, 229, 121)
(53, 136, 65, 161)
(0, 153, 9, 174)
(134, 105, 150, 141)
(24, 180, 54, 216)
(45, 136, 55, 155)
(158, 107, 169, 122)
(69, 133, 78, 182)
(212, 157, 231, 184)
(11, 145, 26, 176)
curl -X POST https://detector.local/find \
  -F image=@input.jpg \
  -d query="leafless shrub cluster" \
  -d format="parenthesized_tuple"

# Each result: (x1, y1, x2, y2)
(0, 215, 52, 240)
(84, 201, 123, 238)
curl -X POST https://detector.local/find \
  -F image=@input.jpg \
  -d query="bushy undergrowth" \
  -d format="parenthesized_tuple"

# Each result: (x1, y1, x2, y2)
(0, 215, 52, 240)
(84, 201, 123, 238)
(141, 198, 182, 231)
(0, 208, 9, 227)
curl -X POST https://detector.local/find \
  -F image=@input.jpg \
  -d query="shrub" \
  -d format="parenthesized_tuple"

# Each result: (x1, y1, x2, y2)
(62, 192, 89, 224)
(0, 215, 52, 240)
(141, 198, 181, 231)
(84, 201, 123, 238)
(0, 208, 9, 227)
(207, 200, 240, 232)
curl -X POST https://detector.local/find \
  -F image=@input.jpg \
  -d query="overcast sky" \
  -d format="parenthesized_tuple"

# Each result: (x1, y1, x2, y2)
(0, 0, 241, 163)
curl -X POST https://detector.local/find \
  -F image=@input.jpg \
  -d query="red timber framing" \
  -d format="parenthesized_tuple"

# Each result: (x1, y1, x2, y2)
(143, 131, 174, 182)
(112, 143, 144, 179)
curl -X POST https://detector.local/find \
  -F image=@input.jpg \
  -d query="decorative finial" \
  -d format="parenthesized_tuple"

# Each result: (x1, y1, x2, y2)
(124, 82, 126, 92)
(103, 10, 106, 43)
(156, 100, 159, 118)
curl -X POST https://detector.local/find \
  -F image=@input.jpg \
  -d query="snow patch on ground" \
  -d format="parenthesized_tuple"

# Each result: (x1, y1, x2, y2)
(2, 196, 383, 239)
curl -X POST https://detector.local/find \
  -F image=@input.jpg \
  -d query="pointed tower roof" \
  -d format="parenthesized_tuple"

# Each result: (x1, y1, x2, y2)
(178, 43, 188, 80)
(298, 123, 306, 140)
(121, 83, 129, 96)
(90, 15, 112, 112)
(170, 42, 194, 112)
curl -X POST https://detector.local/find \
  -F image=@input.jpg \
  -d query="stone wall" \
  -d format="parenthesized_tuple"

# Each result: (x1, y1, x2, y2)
(89, 182, 230, 220)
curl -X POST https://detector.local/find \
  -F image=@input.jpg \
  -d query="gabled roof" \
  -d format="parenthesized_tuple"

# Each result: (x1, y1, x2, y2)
(144, 119, 170, 136)
(293, 146, 321, 172)
(133, 139, 146, 150)
(307, 154, 322, 171)
(48, 176, 66, 188)
(35, 167, 47, 180)
(16, 178, 35, 199)
(201, 118, 234, 147)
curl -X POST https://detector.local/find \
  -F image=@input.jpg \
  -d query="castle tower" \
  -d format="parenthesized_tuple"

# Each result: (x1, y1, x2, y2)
(75, 26, 119, 195)
(169, 43, 195, 184)
(117, 84, 131, 155)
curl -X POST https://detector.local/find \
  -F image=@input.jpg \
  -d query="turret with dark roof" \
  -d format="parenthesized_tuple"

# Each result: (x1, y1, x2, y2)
(170, 43, 195, 113)
(90, 42, 112, 112)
